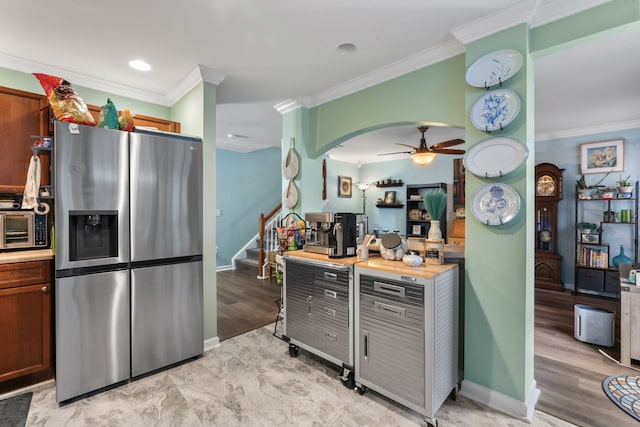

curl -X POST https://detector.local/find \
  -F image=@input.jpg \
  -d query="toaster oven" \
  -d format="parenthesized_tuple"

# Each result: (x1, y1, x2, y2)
(0, 210, 49, 250)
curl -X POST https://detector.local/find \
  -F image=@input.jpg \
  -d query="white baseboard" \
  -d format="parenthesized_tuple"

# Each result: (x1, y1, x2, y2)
(459, 379, 540, 423)
(204, 336, 220, 352)
(216, 265, 233, 272)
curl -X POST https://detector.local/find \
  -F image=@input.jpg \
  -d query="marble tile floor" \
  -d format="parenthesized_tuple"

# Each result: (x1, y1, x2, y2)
(17, 325, 575, 427)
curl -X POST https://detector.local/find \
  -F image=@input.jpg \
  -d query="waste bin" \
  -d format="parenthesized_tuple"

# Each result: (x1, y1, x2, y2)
(574, 304, 615, 347)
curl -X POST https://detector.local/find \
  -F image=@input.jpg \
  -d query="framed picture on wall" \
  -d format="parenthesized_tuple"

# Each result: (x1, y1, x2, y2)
(338, 175, 352, 198)
(383, 190, 396, 205)
(580, 139, 624, 174)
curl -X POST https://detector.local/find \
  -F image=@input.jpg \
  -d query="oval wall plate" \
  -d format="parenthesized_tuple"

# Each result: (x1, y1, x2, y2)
(465, 49, 523, 88)
(463, 137, 528, 178)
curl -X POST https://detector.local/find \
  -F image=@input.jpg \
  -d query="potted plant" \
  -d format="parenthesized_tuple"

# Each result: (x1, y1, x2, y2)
(616, 175, 633, 194)
(576, 172, 610, 199)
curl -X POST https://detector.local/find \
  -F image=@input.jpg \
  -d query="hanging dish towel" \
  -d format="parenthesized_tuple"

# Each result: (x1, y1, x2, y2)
(21, 155, 41, 209)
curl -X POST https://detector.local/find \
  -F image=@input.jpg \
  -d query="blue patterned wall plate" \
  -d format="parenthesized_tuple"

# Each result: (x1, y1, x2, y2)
(470, 89, 521, 132)
(465, 49, 523, 88)
(463, 137, 528, 178)
(471, 183, 521, 226)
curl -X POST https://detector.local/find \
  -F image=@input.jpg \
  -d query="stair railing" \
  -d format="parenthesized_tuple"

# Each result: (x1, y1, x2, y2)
(258, 203, 282, 278)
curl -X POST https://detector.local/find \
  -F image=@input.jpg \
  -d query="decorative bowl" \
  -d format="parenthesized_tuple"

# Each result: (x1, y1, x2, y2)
(402, 254, 423, 267)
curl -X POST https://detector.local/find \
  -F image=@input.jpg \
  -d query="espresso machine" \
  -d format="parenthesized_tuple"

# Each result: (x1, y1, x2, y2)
(303, 212, 357, 258)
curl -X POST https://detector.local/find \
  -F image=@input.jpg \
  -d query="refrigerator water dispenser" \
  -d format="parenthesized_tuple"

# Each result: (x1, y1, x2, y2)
(69, 211, 119, 260)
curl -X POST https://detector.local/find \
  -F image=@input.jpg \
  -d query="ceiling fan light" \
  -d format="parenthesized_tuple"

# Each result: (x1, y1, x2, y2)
(411, 152, 436, 166)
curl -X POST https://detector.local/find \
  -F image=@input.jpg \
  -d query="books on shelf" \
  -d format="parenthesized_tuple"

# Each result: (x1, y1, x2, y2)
(579, 246, 608, 268)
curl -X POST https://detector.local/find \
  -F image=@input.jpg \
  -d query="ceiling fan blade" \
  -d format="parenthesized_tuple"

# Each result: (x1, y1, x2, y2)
(431, 138, 465, 149)
(431, 148, 465, 155)
(394, 142, 418, 149)
(378, 151, 411, 156)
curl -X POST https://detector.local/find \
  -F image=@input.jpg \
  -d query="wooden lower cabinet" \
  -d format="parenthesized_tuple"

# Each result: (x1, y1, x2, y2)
(0, 260, 52, 388)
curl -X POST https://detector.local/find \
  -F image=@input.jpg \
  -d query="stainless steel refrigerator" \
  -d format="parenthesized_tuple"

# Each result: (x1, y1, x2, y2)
(54, 122, 203, 402)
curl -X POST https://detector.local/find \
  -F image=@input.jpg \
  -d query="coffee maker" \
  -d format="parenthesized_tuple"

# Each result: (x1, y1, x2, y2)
(303, 212, 357, 258)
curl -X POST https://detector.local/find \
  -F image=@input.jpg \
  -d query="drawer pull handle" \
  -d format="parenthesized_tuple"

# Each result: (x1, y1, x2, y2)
(324, 272, 338, 281)
(325, 332, 337, 341)
(374, 301, 406, 318)
(400, 275, 417, 283)
(324, 307, 336, 316)
(363, 331, 369, 360)
(373, 281, 406, 297)
(324, 289, 337, 298)
(41, 286, 48, 293)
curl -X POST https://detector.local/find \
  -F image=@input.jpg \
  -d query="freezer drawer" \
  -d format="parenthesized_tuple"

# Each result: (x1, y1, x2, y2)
(131, 261, 203, 377)
(55, 270, 130, 402)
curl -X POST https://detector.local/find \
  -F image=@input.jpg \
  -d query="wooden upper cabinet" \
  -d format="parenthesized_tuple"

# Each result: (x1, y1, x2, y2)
(87, 105, 181, 133)
(0, 84, 181, 193)
(0, 87, 50, 193)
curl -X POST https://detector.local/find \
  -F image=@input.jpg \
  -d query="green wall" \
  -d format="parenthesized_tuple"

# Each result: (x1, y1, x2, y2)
(463, 23, 533, 402)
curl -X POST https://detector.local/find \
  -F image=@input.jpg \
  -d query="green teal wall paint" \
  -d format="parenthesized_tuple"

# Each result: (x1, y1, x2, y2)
(464, 24, 533, 402)
(359, 156, 458, 235)
(170, 81, 218, 341)
(282, 107, 325, 215)
(216, 147, 281, 266)
(171, 82, 204, 136)
(536, 128, 640, 288)
(202, 82, 217, 341)
(530, 0, 640, 57)
(307, 55, 466, 158)
(0, 67, 171, 119)
(322, 160, 361, 213)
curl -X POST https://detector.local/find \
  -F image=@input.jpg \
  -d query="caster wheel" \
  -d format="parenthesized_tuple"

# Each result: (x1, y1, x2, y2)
(288, 344, 299, 357)
(356, 385, 366, 395)
(425, 418, 438, 427)
(340, 372, 355, 389)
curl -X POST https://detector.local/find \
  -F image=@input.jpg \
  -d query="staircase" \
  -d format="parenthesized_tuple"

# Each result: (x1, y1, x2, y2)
(235, 239, 265, 275)
(233, 206, 282, 279)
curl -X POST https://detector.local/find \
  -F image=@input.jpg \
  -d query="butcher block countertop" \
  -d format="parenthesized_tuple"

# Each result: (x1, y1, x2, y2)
(284, 249, 456, 279)
(357, 258, 457, 279)
(0, 249, 54, 265)
(283, 250, 369, 265)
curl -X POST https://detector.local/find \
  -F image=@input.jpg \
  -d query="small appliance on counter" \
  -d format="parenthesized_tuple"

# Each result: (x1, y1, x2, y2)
(303, 212, 357, 258)
(0, 209, 49, 250)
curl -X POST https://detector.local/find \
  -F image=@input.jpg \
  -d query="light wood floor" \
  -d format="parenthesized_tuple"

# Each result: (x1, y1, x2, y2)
(216, 268, 282, 342)
(216, 271, 638, 425)
(535, 288, 638, 427)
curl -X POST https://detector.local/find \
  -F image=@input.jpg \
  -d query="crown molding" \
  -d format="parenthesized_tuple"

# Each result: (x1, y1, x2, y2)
(535, 118, 640, 142)
(166, 65, 226, 106)
(302, 38, 464, 109)
(450, 0, 537, 45)
(529, 0, 611, 27)
(0, 52, 168, 105)
(274, 99, 304, 115)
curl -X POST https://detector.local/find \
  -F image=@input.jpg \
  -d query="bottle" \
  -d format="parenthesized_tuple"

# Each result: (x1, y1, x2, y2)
(612, 245, 631, 268)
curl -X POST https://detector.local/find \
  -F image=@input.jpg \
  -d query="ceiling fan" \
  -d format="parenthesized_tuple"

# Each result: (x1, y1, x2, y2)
(379, 126, 465, 165)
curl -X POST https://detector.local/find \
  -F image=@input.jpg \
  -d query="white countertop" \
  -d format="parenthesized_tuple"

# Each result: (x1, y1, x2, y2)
(0, 249, 54, 265)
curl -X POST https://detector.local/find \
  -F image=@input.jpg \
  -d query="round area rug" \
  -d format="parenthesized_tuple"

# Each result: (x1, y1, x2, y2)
(602, 374, 640, 422)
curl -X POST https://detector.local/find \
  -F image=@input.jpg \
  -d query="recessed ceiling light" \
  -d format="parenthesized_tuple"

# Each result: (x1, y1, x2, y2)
(336, 43, 357, 54)
(128, 60, 151, 71)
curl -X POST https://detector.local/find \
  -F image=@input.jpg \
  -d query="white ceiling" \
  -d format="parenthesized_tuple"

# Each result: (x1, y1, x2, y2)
(1, 1, 638, 163)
